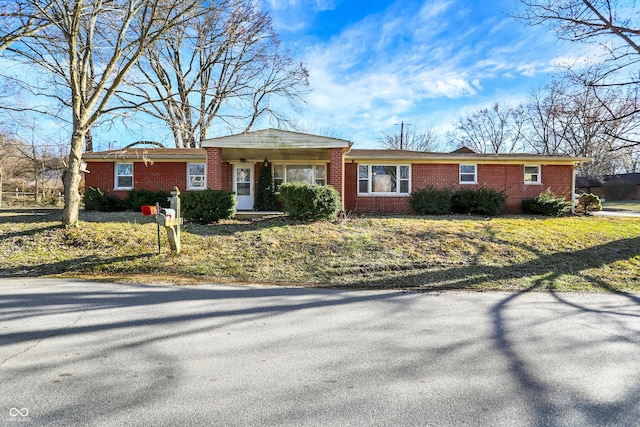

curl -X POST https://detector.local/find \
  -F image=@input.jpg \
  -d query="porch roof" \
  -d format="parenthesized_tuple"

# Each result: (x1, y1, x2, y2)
(202, 128, 351, 162)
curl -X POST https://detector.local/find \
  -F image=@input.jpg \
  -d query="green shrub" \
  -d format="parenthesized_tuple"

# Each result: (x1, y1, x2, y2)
(522, 188, 571, 216)
(410, 186, 453, 215)
(83, 186, 126, 212)
(575, 193, 602, 215)
(125, 189, 170, 212)
(254, 160, 279, 211)
(451, 187, 507, 216)
(279, 183, 341, 221)
(181, 190, 236, 224)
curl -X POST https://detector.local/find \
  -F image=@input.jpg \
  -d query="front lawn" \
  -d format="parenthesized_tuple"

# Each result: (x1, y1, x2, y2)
(1, 209, 639, 292)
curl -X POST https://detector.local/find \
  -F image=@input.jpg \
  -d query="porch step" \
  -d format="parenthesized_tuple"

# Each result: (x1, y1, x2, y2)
(234, 211, 285, 219)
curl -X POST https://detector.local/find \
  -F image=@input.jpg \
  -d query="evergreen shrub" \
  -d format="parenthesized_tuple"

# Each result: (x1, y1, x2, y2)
(522, 188, 571, 216)
(410, 186, 453, 214)
(181, 190, 236, 224)
(279, 183, 341, 221)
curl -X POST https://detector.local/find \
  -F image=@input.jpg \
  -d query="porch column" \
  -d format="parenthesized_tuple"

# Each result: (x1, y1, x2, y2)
(329, 148, 345, 210)
(206, 147, 224, 190)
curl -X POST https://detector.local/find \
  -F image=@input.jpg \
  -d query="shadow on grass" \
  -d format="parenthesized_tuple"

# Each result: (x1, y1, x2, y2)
(0, 208, 62, 224)
(348, 235, 640, 292)
(0, 253, 157, 277)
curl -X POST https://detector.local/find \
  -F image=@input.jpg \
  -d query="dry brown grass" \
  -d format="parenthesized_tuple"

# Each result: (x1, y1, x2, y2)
(1, 208, 639, 292)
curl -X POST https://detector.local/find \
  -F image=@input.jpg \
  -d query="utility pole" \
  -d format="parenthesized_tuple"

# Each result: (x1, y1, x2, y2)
(395, 121, 411, 150)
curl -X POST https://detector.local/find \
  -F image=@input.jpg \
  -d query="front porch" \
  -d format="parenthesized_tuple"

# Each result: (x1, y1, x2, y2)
(201, 129, 352, 211)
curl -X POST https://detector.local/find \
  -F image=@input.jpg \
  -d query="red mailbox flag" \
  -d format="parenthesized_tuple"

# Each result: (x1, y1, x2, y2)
(141, 205, 157, 216)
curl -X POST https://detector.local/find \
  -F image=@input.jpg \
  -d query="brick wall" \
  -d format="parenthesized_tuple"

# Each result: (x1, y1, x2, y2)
(328, 148, 344, 209)
(84, 161, 190, 198)
(344, 162, 575, 214)
(206, 147, 224, 190)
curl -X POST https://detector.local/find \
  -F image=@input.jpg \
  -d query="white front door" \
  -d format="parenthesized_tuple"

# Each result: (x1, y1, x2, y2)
(234, 164, 254, 210)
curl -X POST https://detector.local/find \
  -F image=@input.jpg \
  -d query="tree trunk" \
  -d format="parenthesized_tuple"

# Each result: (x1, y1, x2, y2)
(62, 132, 85, 226)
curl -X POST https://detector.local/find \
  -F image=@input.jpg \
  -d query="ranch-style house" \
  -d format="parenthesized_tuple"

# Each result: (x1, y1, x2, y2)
(82, 128, 587, 214)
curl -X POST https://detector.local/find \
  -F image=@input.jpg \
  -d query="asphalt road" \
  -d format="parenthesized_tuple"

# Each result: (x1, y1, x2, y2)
(1, 278, 639, 427)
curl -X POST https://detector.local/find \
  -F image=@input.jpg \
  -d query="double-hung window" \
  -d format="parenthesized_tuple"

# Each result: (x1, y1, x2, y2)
(459, 164, 477, 184)
(187, 163, 206, 190)
(358, 165, 410, 194)
(272, 164, 327, 192)
(115, 163, 133, 189)
(524, 165, 541, 184)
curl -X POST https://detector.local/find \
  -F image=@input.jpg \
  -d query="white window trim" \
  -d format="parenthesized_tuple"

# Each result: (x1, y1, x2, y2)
(524, 165, 542, 185)
(114, 162, 133, 190)
(187, 162, 206, 190)
(459, 164, 477, 184)
(272, 163, 327, 192)
(358, 164, 411, 196)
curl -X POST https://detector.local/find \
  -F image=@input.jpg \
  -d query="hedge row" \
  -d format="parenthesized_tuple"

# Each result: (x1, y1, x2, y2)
(410, 186, 507, 216)
(83, 187, 236, 223)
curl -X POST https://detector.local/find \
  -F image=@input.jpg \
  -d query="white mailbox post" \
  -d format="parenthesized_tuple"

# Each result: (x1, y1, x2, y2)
(157, 186, 182, 254)
(142, 186, 182, 254)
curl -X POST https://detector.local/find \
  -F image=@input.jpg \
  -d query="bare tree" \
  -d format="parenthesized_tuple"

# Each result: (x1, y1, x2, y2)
(516, 0, 640, 145)
(449, 104, 526, 153)
(523, 75, 639, 177)
(378, 125, 443, 151)
(1, 0, 205, 226)
(119, 0, 309, 148)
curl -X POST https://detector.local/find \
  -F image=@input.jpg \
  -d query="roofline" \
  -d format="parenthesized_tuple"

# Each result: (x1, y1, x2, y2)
(345, 150, 590, 164)
(82, 148, 206, 162)
(201, 128, 352, 149)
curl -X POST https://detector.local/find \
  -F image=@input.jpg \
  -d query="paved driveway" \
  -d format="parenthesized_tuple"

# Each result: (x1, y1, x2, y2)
(1, 278, 639, 426)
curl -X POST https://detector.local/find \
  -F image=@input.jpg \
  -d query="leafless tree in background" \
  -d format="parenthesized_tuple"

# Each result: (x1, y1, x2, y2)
(378, 125, 443, 151)
(120, 0, 309, 148)
(1, 0, 205, 225)
(516, 0, 640, 146)
(523, 74, 639, 177)
(449, 103, 526, 153)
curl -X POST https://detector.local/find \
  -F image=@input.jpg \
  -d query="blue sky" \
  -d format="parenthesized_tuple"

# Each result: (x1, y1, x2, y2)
(2, 0, 583, 152)
(259, 0, 581, 148)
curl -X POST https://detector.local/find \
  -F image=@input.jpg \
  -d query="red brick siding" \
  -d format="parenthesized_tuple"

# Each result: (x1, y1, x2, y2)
(206, 147, 224, 190)
(328, 148, 344, 208)
(84, 161, 189, 197)
(345, 162, 575, 214)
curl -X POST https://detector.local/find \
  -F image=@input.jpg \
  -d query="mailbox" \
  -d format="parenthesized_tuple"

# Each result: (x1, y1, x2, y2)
(159, 208, 175, 219)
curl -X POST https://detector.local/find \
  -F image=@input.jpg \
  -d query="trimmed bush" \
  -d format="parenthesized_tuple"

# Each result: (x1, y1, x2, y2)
(410, 186, 453, 215)
(181, 190, 236, 224)
(83, 186, 125, 212)
(279, 183, 341, 221)
(575, 193, 602, 215)
(125, 189, 170, 212)
(451, 187, 507, 216)
(522, 188, 571, 216)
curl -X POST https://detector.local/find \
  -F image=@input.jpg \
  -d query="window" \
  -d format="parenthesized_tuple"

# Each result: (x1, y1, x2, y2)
(459, 164, 477, 184)
(524, 165, 541, 184)
(187, 163, 206, 190)
(272, 164, 326, 192)
(358, 165, 410, 194)
(115, 163, 133, 189)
